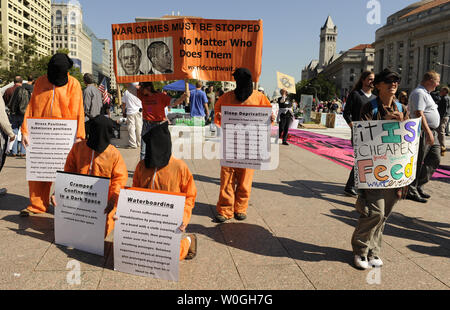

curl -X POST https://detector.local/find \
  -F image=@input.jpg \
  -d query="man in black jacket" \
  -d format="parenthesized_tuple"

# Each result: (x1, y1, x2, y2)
(342, 71, 375, 197)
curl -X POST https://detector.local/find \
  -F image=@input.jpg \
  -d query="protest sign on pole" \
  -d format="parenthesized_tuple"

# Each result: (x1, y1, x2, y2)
(220, 104, 274, 170)
(276, 72, 296, 94)
(54, 171, 109, 256)
(353, 118, 421, 189)
(111, 18, 263, 83)
(114, 188, 186, 282)
(26, 118, 77, 182)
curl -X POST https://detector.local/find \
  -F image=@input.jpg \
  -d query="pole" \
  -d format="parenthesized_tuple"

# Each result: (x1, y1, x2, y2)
(116, 83, 122, 114)
(185, 79, 190, 105)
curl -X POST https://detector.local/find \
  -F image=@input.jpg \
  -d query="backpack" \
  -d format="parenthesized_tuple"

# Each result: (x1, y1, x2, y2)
(370, 98, 402, 120)
(9, 86, 31, 116)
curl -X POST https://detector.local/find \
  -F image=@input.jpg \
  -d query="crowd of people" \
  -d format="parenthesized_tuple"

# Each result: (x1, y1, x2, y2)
(1, 51, 449, 271)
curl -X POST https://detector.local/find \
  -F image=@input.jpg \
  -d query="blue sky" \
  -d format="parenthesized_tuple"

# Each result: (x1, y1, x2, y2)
(75, 0, 415, 95)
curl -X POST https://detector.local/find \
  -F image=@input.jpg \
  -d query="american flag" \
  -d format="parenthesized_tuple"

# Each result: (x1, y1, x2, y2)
(98, 77, 110, 105)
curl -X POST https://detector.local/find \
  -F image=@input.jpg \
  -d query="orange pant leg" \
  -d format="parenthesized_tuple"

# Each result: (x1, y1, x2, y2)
(179, 237, 190, 261)
(27, 181, 52, 213)
(216, 166, 237, 219)
(233, 168, 254, 215)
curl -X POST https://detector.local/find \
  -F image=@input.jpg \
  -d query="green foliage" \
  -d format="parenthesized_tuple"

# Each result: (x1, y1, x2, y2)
(293, 74, 338, 102)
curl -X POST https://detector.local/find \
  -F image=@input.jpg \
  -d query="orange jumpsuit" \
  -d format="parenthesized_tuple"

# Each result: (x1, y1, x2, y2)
(214, 90, 271, 219)
(64, 141, 128, 237)
(132, 156, 197, 260)
(21, 74, 85, 213)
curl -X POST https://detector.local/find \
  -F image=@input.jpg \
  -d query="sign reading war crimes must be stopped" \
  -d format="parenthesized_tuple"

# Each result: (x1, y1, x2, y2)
(114, 188, 186, 282)
(54, 172, 109, 256)
(112, 18, 263, 83)
(221, 105, 273, 170)
(353, 118, 421, 189)
(26, 118, 77, 182)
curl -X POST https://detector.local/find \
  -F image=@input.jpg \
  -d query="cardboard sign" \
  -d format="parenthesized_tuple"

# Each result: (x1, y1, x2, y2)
(114, 188, 186, 282)
(276, 72, 296, 94)
(221, 105, 273, 170)
(54, 172, 109, 256)
(26, 118, 77, 182)
(353, 118, 421, 189)
(112, 18, 263, 83)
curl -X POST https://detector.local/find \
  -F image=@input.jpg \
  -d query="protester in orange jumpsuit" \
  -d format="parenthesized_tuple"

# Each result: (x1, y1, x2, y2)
(130, 121, 198, 260)
(52, 115, 128, 237)
(214, 68, 272, 222)
(20, 53, 85, 216)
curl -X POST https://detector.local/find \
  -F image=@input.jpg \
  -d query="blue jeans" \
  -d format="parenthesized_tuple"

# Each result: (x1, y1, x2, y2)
(10, 114, 25, 155)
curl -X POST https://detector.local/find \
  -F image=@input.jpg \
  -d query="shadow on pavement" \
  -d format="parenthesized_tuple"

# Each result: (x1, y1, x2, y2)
(193, 174, 355, 209)
(324, 208, 450, 257)
(0, 193, 29, 211)
(188, 223, 353, 266)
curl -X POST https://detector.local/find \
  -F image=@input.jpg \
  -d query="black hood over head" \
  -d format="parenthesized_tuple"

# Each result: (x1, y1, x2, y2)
(233, 68, 253, 102)
(47, 53, 73, 87)
(86, 115, 113, 153)
(142, 121, 172, 169)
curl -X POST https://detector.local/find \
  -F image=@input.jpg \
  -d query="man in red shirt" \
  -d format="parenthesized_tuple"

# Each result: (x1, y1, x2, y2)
(128, 82, 186, 159)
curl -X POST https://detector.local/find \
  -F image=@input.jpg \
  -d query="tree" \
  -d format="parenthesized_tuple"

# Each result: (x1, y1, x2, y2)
(293, 74, 338, 103)
(0, 35, 39, 82)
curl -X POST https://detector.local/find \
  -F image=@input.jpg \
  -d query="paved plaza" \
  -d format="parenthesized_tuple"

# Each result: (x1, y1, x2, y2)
(0, 125, 449, 290)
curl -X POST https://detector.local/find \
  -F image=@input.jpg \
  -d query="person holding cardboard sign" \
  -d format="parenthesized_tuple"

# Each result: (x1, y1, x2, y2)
(131, 122, 198, 260)
(351, 68, 409, 270)
(52, 115, 128, 237)
(20, 53, 86, 217)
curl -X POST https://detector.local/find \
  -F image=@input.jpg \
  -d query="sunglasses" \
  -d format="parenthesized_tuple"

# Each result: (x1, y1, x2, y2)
(383, 77, 400, 84)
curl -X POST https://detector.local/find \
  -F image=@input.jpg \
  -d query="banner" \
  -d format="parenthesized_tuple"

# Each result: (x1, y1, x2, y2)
(276, 72, 296, 94)
(112, 18, 263, 83)
(26, 118, 77, 182)
(353, 118, 421, 189)
(221, 105, 273, 170)
(300, 95, 313, 123)
(54, 172, 109, 256)
(114, 188, 186, 282)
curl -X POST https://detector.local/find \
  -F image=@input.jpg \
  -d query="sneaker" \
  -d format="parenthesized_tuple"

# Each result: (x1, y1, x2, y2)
(441, 147, 446, 157)
(344, 187, 358, 198)
(0, 188, 7, 196)
(368, 256, 383, 267)
(185, 234, 197, 260)
(234, 213, 247, 221)
(282, 142, 289, 146)
(354, 255, 370, 270)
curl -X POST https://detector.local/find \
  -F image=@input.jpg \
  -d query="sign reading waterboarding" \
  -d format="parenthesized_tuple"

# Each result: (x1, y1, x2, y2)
(114, 188, 185, 282)
(276, 72, 296, 94)
(26, 118, 77, 182)
(353, 118, 421, 189)
(112, 18, 263, 83)
(54, 172, 109, 256)
(221, 105, 272, 170)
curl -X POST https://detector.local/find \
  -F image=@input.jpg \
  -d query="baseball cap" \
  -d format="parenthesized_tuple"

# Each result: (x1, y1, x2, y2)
(374, 68, 401, 85)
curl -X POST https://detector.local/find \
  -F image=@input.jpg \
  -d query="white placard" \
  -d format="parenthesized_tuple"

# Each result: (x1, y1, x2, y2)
(334, 114, 348, 129)
(54, 171, 109, 256)
(114, 188, 186, 282)
(353, 118, 421, 189)
(26, 118, 77, 181)
(221, 105, 272, 170)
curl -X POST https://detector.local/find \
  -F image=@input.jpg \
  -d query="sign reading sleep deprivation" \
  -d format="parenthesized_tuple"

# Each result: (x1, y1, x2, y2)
(353, 118, 421, 189)
(54, 172, 109, 256)
(26, 118, 77, 182)
(112, 18, 263, 83)
(221, 105, 273, 170)
(114, 188, 186, 282)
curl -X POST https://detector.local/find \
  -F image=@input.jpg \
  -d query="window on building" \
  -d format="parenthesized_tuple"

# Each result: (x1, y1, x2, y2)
(55, 10, 62, 25)
(426, 45, 439, 71)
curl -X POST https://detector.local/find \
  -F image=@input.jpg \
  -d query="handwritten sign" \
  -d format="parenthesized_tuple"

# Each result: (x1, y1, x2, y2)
(112, 18, 263, 83)
(114, 188, 185, 282)
(353, 118, 421, 189)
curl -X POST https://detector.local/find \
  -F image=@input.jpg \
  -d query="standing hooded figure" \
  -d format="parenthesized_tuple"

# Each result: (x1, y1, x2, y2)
(20, 53, 86, 216)
(54, 115, 128, 237)
(214, 68, 272, 222)
(131, 121, 198, 260)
